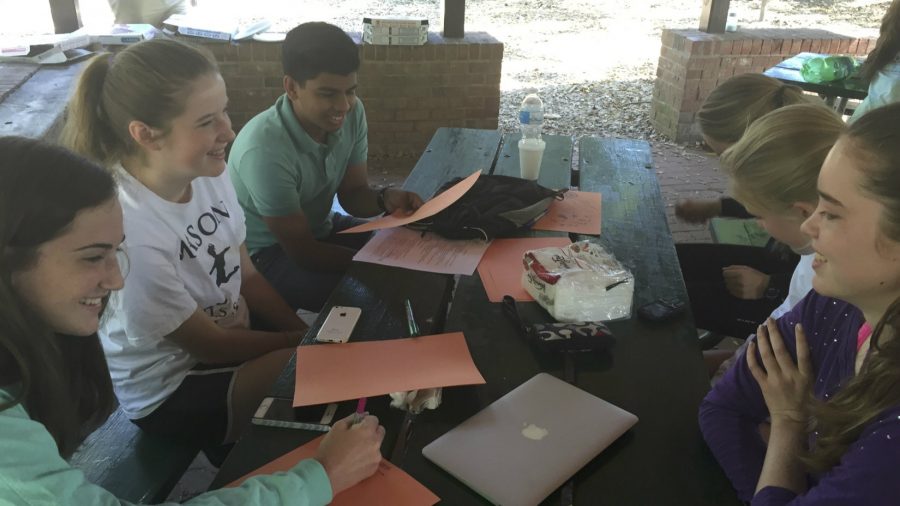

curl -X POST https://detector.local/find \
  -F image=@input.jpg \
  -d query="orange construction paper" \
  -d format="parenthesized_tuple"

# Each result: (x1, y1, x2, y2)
(293, 332, 485, 407)
(227, 435, 439, 506)
(338, 170, 482, 234)
(532, 190, 602, 235)
(477, 237, 573, 302)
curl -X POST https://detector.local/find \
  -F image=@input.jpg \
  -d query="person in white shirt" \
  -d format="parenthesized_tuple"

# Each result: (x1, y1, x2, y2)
(61, 38, 312, 450)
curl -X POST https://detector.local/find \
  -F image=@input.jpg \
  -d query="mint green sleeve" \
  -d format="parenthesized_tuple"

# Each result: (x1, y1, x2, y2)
(349, 99, 368, 166)
(0, 403, 333, 506)
(233, 148, 304, 218)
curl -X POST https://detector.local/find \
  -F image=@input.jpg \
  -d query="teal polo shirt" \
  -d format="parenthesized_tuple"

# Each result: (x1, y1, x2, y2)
(227, 94, 368, 254)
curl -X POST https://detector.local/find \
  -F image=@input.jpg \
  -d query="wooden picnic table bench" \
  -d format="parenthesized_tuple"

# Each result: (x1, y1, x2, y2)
(210, 128, 740, 505)
(69, 407, 200, 503)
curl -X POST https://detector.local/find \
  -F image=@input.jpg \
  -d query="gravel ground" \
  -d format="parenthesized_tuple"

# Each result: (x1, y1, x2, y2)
(257, 0, 886, 142)
(3, 0, 886, 142)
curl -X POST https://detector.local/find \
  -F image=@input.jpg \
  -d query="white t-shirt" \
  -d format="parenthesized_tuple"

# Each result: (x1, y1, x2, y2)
(100, 167, 249, 419)
(769, 254, 814, 320)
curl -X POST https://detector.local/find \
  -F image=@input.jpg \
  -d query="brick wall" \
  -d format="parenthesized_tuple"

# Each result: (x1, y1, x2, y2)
(197, 32, 503, 172)
(652, 28, 876, 143)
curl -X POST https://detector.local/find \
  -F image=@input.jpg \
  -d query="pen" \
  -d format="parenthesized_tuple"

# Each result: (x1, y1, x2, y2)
(351, 397, 367, 425)
(404, 298, 420, 337)
(605, 278, 631, 291)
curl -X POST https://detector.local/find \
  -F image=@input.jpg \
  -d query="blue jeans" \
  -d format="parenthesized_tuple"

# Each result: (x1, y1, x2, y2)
(251, 214, 371, 312)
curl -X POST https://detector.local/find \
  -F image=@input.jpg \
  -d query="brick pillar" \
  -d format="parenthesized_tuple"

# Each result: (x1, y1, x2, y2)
(651, 28, 876, 143)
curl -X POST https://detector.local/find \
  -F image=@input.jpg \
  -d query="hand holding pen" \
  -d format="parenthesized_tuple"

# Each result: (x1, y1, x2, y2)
(316, 410, 385, 495)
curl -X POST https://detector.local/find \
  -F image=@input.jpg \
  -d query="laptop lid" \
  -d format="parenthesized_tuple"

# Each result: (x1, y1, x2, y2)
(422, 373, 638, 506)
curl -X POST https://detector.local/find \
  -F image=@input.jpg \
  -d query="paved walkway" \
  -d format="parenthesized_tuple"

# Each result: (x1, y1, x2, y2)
(651, 141, 728, 244)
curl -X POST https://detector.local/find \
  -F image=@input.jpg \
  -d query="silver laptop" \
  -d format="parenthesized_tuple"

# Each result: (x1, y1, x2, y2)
(422, 373, 638, 506)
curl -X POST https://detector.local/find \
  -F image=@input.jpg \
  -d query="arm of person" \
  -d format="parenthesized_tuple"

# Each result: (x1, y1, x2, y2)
(336, 163, 423, 218)
(263, 211, 356, 272)
(698, 298, 816, 501)
(238, 244, 308, 332)
(750, 412, 900, 505)
(233, 149, 356, 271)
(699, 344, 773, 502)
(165, 309, 299, 365)
(720, 197, 753, 219)
(0, 400, 332, 506)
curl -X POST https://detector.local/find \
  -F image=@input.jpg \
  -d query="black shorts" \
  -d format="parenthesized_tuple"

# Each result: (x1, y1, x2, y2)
(132, 362, 239, 448)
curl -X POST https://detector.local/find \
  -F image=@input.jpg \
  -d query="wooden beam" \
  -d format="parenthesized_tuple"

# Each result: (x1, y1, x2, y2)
(49, 0, 81, 33)
(442, 0, 465, 38)
(699, 0, 729, 34)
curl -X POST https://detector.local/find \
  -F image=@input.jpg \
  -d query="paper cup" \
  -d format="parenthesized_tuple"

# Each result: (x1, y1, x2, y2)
(518, 138, 546, 180)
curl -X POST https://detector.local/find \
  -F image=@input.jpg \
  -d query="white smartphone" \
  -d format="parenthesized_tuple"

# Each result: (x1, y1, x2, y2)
(251, 397, 337, 431)
(315, 306, 362, 343)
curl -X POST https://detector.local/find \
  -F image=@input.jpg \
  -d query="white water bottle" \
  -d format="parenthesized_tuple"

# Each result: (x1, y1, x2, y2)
(518, 93, 544, 140)
(517, 93, 546, 180)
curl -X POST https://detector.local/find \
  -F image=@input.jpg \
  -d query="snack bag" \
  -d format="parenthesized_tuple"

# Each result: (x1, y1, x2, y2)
(521, 240, 633, 322)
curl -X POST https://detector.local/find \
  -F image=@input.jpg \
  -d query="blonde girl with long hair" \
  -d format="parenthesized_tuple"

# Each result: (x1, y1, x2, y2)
(61, 38, 373, 461)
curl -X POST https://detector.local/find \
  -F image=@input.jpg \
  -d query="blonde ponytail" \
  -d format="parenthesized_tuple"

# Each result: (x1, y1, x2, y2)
(60, 38, 218, 168)
(60, 54, 121, 165)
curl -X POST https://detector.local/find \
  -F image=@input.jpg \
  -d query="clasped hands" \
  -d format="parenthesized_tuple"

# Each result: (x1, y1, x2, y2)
(747, 318, 813, 426)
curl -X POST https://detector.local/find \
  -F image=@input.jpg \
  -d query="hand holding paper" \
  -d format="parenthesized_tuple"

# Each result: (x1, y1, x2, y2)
(339, 170, 482, 234)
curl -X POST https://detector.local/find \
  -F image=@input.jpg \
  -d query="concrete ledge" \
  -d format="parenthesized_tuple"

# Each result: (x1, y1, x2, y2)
(0, 61, 86, 141)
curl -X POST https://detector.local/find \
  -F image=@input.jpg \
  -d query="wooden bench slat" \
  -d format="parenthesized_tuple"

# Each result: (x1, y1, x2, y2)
(401, 127, 502, 198)
(491, 133, 574, 190)
(70, 408, 198, 503)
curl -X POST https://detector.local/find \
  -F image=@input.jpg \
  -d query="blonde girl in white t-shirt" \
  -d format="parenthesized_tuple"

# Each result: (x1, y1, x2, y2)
(61, 38, 350, 452)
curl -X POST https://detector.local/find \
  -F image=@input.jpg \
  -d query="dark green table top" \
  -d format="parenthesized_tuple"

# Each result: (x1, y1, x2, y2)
(211, 128, 739, 505)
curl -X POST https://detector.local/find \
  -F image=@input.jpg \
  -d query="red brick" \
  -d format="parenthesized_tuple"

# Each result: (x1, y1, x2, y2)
(226, 75, 265, 90)
(837, 38, 851, 54)
(751, 39, 763, 55)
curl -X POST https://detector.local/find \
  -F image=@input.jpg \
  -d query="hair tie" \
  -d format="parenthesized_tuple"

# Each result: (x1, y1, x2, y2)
(773, 85, 787, 109)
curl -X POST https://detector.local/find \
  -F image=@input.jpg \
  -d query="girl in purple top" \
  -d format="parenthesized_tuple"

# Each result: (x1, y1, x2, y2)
(700, 103, 900, 504)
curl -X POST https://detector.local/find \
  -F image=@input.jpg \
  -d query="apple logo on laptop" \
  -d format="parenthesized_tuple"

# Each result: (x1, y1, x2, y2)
(521, 423, 549, 440)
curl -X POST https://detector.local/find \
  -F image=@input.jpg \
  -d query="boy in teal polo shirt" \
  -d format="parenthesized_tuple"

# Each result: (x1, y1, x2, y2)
(228, 22, 423, 311)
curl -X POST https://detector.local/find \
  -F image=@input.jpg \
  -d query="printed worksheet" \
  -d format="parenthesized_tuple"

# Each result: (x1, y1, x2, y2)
(353, 226, 490, 275)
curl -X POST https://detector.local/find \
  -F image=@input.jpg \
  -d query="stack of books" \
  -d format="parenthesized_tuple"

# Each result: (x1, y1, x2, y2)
(362, 17, 428, 46)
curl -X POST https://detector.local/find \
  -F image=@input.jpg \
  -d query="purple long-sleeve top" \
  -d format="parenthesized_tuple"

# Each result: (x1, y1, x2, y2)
(699, 291, 900, 505)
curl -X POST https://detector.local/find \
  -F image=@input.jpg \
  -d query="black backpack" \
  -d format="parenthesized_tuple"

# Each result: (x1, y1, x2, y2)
(408, 174, 566, 241)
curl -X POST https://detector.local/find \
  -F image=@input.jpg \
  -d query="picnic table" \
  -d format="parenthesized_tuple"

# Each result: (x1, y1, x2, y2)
(209, 128, 740, 505)
(763, 52, 868, 113)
